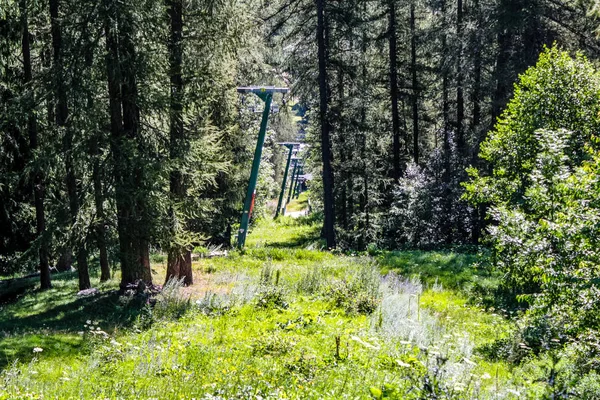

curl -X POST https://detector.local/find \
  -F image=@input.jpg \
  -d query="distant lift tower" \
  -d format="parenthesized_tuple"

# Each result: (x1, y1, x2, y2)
(283, 157, 300, 216)
(275, 142, 300, 218)
(293, 162, 304, 199)
(237, 86, 289, 248)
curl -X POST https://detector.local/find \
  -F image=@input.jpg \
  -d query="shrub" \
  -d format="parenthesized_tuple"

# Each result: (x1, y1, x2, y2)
(324, 263, 381, 315)
(153, 277, 191, 320)
(466, 46, 600, 210)
(388, 155, 473, 248)
(252, 334, 295, 356)
(465, 46, 600, 374)
(255, 264, 288, 309)
(150, 252, 166, 264)
(255, 285, 289, 309)
(296, 266, 324, 295)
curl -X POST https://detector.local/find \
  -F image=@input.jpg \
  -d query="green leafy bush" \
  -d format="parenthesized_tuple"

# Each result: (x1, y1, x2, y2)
(466, 46, 600, 210)
(153, 277, 192, 320)
(255, 285, 289, 309)
(324, 263, 381, 315)
(466, 46, 600, 373)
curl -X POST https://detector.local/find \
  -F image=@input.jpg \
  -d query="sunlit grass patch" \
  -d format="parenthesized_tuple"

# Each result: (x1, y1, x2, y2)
(0, 218, 533, 399)
(245, 215, 323, 249)
(377, 250, 497, 290)
(285, 191, 310, 213)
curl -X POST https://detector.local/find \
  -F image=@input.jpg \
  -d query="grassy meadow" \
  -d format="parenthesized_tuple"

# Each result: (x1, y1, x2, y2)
(0, 214, 562, 399)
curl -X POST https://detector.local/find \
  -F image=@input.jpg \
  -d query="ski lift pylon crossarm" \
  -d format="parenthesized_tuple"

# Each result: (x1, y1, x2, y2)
(236, 86, 289, 94)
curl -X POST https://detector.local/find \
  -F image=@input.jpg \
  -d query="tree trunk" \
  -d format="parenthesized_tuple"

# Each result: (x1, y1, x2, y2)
(316, 0, 336, 249)
(470, 0, 483, 244)
(91, 135, 110, 281)
(118, 5, 152, 286)
(104, 0, 151, 289)
(104, 0, 127, 282)
(410, 3, 419, 164)
(166, 0, 192, 285)
(360, 2, 370, 249)
(456, 0, 465, 162)
(336, 68, 348, 231)
(388, 0, 401, 180)
(440, 0, 453, 243)
(21, 0, 51, 290)
(493, 3, 511, 122)
(49, 0, 90, 290)
(80, 31, 111, 282)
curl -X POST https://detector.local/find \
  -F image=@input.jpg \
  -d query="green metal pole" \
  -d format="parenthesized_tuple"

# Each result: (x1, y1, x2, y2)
(237, 92, 273, 248)
(275, 145, 294, 218)
(283, 160, 298, 216)
(293, 165, 302, 199)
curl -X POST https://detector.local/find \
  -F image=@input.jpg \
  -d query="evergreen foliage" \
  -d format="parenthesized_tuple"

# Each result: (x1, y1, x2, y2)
(0, 0, 294, 287)
(269, 0, 600, 250)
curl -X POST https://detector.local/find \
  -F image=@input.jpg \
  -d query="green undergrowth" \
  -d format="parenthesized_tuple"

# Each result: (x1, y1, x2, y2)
(377, 250, 496, 290)
(246, 214, 323, 249)
(0, 217, 557, 399)
(285, 191, 310, 213)
(0, 271, 157, 370)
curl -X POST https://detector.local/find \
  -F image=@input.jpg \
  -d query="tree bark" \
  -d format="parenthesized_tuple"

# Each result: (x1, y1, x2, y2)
(410, 3, 419, 164)
(493, 1, 512, 121)
(104, 0, 128, 283)
(316, 0, 336, 249)
(119, 5, 152, 286)
(21, 0, 51, 290)
(49, 0, 90, 290)
(470, 0, 483, 244)
(91, 135, 110, 281)
(456, 0, 465, 162)
(388, 0, 401, 180)
(166, 0, 192, 285)
(104, 0, 151, 289)
(440, 0, 453, 243)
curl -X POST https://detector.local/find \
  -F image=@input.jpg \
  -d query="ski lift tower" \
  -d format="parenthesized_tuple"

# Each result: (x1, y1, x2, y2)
(237, 86, 289, 248)
(275, 142, 300, 218)
(283, 157, 300, 216)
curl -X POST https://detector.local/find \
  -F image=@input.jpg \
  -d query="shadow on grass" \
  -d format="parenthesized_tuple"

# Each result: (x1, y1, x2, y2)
(248, 213, 324, 250)
(264, 226, 323, 249)
(377, 250, 495, 290)
(285, 192, 309, 213)
(378, 249, 527, 314)
(0, 273, 149, 370)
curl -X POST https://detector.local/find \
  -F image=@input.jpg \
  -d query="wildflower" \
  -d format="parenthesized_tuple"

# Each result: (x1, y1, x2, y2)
(463, 357, 477, 366)
(33, 347, 43, 353)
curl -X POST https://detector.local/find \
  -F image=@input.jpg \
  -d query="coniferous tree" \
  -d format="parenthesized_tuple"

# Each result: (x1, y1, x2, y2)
(316, 0, 336, 249)
(20, 0, 51, 289)
(165, 0, 192, 285)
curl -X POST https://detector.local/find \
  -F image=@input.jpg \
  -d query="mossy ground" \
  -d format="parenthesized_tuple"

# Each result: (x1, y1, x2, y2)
(0, 214, 552, 399)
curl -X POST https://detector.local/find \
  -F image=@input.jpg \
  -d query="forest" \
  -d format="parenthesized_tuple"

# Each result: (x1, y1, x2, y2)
(3, 0, 600, 397)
